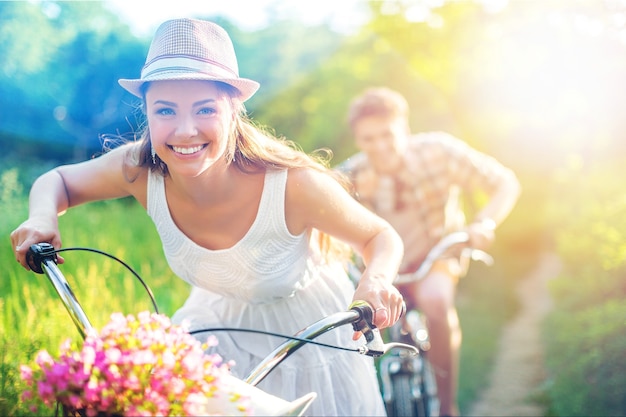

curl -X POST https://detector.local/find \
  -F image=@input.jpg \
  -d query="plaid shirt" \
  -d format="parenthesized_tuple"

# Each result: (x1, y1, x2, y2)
(339, 132, 509, 272)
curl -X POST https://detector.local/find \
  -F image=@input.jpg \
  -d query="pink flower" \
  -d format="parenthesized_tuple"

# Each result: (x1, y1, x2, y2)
(133, 348, 156, 366)
(183, 392, 208, 415)
(205, 335, 219, 348)
(67, 393, 83, 409)
(84, 378, 101, 403)
(48, 362, 70, 391)
(20, 312, 252, 416)
(20, 389, 33, 402)
(161, 349, 176, 369)
(19, 365, 33, 381)
(81, 345, 97, 368)
(68, 367, 90, 387)
(36, 380, 54, 400)
(35, 350, 54, 368)
(168, 377, 187, 396)
(104, 347, 123, 365)
(122, 373, 141, 391)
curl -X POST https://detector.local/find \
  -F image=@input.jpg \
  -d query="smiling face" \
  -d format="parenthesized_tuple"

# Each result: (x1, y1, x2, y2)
(145, 80, 235, 177)
(352, 114, 410, 174)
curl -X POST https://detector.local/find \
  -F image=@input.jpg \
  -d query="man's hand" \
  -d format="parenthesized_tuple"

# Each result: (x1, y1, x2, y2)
(466, 218, 496, 252)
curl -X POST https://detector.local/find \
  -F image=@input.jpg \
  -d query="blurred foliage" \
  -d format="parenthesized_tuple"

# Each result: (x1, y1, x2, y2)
(543, 162, 626, 416)
(0, 1, 145, 161)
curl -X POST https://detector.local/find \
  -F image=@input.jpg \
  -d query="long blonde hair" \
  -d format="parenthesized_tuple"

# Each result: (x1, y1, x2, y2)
(129, 81, 351, 261)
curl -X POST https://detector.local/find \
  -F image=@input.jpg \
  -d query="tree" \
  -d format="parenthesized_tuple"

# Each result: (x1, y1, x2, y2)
(0, 1, 146, 161)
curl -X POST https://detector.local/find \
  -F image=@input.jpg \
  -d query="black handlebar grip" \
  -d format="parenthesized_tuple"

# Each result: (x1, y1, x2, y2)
(350, 300, 407, 325)
(26, 243, 58, 274)
(350, 300, 375, 325)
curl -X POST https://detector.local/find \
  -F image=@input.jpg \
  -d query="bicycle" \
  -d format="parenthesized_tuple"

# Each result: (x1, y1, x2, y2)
(25, 242, 416, 416)
(380, 231, 493, 417)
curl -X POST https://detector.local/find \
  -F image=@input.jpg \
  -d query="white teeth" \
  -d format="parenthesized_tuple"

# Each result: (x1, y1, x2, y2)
(172, 145, 204, 155)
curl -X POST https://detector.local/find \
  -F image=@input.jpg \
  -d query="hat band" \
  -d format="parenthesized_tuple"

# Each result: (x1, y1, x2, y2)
(141, 56, 237, 80)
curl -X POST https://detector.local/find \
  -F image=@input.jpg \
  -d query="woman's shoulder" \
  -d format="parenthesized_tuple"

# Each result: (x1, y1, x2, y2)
(285, 166, 332, 188)
(283, 167, 341, 235)
(285, 167, 346, 211)
(103, 142, 149, 202)
(283, 167, 317, 199)
(109, 142, 148, 178)
(100, 141, 141, 164)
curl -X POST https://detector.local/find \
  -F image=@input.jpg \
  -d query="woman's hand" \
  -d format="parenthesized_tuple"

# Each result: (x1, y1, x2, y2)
(10, 216, 64, 270)
(351, 275, 403, 340)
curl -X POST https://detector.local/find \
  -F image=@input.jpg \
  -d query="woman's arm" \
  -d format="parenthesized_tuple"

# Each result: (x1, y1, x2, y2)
(10, 144, 144, 270)
(285, 167, 405, 329)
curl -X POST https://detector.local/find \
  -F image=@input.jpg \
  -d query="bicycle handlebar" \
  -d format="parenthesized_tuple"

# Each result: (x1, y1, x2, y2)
(25, 242, 416, 387)
(394, 231, 494, 285)
(26, 242, 161, 338)
(243, 300, 414, 386)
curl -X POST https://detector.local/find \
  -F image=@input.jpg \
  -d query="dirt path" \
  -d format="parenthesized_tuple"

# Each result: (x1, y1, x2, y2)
(466, 252, 562, 417)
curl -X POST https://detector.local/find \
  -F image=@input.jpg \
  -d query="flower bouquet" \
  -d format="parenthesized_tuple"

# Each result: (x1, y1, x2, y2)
(20, 311, 315, 416)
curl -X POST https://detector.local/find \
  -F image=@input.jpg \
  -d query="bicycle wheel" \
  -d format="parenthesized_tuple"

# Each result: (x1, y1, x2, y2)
(388, 373, 415, 416)
(386, 362, 439, 417)
(420, 358, 440, 417)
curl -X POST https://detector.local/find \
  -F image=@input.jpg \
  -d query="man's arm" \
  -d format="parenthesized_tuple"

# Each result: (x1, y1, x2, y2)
(472, 167, 521, 228)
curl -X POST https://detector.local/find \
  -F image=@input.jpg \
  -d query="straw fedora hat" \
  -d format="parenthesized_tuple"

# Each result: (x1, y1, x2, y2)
(119, 18, 260, 102)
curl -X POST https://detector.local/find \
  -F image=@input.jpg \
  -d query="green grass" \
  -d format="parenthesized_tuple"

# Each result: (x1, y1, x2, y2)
(1, 196, 190, 416)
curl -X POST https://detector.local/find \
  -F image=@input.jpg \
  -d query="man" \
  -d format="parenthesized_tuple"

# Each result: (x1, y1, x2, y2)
(339, 87, 521, 417)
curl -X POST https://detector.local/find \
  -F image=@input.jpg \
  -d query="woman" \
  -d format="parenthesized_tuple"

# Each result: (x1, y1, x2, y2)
(10, 18, 404, 415)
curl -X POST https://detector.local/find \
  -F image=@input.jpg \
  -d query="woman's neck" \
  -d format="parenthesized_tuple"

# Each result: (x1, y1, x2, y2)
(167, 163, 239, 206)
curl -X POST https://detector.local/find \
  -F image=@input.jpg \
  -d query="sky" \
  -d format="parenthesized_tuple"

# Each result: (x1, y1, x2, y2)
(104, 0, 370, 37)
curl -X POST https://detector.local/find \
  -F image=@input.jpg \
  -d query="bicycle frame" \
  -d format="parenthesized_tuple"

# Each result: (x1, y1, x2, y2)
(395, 231, 493, 285)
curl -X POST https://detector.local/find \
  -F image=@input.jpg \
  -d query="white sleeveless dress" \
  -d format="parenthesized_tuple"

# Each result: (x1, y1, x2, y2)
(147, 169, 386, 416)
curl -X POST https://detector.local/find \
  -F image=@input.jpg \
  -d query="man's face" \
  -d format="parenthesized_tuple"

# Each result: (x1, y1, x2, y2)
(352, 115, 409, 174)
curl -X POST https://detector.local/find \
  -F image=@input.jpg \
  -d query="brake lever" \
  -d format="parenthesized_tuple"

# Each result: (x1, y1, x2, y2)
(378, 342, 419, 356)
(349, 301, 418, 357)
(466, 248, 494, 266)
